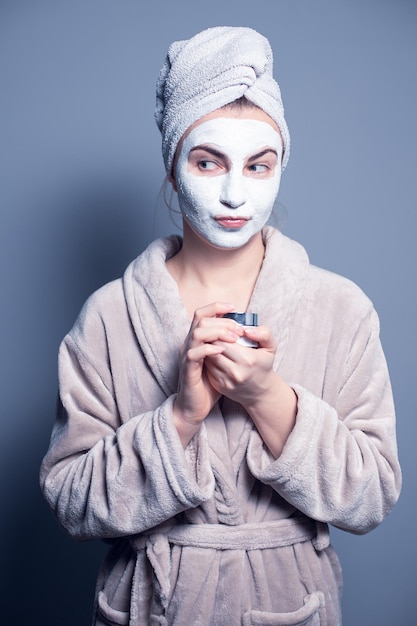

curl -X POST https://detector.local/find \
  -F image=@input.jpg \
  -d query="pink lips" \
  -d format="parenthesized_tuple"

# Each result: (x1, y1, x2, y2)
(215, 217, 249, 229)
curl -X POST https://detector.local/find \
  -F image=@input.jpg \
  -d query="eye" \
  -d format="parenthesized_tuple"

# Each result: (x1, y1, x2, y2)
(198, 159, 218, 171)
(248, 163, 268, 173)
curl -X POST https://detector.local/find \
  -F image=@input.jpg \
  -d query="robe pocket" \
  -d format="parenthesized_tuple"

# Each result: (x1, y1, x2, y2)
(242, 592, 325, 626)
(96, 590, 129, 626)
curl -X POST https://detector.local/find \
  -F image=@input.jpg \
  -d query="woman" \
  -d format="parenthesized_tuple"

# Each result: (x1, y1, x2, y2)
(40, 27, 401, 625)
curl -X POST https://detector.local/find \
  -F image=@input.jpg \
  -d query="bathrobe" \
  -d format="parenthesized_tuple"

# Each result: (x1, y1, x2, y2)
(40, 226, 401, 626)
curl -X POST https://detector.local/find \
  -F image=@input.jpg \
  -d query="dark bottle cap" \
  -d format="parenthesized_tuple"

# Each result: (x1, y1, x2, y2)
(222, 312, 258, 326)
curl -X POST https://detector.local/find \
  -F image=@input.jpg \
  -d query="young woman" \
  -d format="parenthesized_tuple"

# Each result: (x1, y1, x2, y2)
(40, 26, 401, 625)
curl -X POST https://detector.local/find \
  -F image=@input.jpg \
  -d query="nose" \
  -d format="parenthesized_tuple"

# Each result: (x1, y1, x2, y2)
(219, 170, 246, 209)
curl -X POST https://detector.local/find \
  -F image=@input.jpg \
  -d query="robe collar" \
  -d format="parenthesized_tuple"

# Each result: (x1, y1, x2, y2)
(123, 227, 309, 397)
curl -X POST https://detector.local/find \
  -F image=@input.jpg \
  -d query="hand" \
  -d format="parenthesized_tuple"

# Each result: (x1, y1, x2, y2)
(173, 302, 244, 446)
(205, 324, 297, 458)
(204, 324, 277, 406)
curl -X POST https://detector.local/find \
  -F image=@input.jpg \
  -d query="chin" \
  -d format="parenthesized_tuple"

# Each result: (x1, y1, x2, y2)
(205, 231, 259, 250)
(184, 216, 264, 250)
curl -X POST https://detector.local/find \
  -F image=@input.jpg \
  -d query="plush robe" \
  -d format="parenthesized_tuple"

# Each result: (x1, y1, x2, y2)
(40, 227, 401, 625)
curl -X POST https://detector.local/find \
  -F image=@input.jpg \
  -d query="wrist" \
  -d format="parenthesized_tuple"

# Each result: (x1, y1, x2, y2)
(173, 399, 202, 448)
(243, 375, 297, 459)
(241, 371, 282, 412)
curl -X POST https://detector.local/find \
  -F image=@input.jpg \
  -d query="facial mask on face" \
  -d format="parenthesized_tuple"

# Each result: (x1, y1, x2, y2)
(174, 117, 283, 249)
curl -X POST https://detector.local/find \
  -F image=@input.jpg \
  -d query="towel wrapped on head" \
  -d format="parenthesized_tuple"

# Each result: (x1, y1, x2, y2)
(155, 26, 290, 175)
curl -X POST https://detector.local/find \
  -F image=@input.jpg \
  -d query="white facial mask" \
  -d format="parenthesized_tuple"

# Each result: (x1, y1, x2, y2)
(174, 117, 283, 249)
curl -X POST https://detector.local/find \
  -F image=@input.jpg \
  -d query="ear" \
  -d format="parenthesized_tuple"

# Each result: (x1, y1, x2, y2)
(168, 173, 178, 193)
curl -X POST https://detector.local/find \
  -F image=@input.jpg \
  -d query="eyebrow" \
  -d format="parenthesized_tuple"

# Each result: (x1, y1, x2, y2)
(189, 145, 278, 161)
(189, 145, 225, 160)
(247, 148, 278, 162)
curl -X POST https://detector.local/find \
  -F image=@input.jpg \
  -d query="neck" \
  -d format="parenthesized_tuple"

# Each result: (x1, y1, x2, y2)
(167, 221, 266, 312)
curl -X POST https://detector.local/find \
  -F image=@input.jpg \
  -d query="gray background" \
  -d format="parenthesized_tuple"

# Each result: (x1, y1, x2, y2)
(1, 1, 415, 624)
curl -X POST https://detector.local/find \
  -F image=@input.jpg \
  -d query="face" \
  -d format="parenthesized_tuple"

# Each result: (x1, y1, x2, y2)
(173, 110, 283, 249)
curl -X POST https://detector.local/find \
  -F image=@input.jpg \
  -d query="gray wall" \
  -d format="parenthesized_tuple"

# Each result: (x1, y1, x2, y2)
(1, 1, 415, 624)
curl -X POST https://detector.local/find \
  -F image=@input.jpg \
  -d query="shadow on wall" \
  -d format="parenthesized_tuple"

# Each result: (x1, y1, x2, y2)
(2, 176, 166, 625)
(4, 465, 107, 625)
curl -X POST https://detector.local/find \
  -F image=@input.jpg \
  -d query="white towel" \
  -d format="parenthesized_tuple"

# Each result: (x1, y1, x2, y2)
(155, 26, 290, 175)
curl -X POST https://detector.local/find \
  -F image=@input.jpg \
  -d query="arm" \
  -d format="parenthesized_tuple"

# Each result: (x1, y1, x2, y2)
(40, 327, 215, 541)
(246, 307, 401, 534)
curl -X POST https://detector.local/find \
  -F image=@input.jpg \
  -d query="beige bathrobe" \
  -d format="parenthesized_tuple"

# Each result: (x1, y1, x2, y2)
(40, 227, 401, 626)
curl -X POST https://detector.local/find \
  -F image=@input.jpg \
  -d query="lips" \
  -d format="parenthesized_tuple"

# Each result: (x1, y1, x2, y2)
(215, 217, 250, 229)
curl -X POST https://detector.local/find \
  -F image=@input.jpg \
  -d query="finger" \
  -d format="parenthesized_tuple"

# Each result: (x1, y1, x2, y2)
(191, 302, 236, 327)
(190, 324, 243, 347)
(186, 343, 226, 364)
(205, 355, 245, 393)
(243, 325, 277, 351)
(205, 348, 241, 377)
(204, 360, 226, 392)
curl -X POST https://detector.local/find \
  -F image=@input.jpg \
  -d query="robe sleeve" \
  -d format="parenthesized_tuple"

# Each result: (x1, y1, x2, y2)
(40, 322, 214, 541)
(246, 306, 402, 534)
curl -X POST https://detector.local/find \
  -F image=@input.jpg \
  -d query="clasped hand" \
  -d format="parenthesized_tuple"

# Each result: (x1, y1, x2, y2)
(173, 302, 278, 447)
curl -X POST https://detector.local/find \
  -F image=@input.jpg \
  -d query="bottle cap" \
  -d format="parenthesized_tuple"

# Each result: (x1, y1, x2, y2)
(222, 312, 258, 326)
